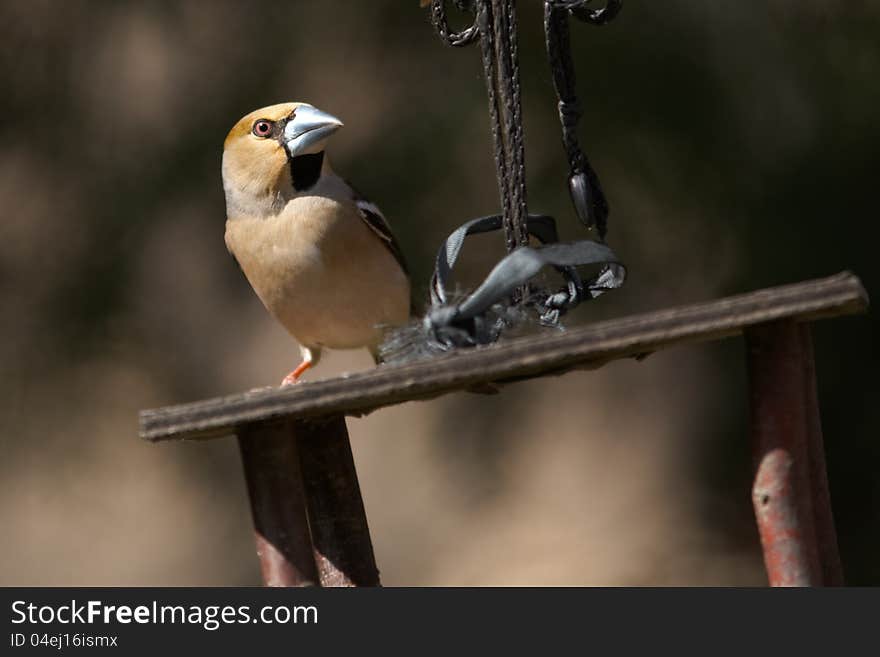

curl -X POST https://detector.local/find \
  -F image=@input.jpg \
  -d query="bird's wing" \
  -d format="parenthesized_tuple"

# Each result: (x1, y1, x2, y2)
(352, 195, 410, 276)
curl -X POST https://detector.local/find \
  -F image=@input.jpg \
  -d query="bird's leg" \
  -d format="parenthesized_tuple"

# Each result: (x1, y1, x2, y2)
(281, 361, 312, 386)
(281, 346, 321, 386)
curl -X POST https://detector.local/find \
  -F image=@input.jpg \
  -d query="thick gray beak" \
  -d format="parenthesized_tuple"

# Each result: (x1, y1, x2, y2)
(283, 105, 344, 157)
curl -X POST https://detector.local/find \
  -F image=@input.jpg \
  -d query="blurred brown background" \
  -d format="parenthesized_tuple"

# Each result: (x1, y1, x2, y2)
(1, 1, 877, 585)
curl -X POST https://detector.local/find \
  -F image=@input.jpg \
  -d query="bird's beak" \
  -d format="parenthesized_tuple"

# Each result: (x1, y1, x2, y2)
(283, 105, 344, 157)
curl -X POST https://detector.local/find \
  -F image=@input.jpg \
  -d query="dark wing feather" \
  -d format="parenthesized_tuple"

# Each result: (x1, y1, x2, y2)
(352, 196, 409, 276)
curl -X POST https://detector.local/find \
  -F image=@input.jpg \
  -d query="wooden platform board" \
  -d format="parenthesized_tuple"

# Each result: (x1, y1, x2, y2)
(140, 271, 868, 443)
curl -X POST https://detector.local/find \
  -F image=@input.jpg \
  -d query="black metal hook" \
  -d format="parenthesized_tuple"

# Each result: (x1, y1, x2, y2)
(430, 0, 479, 47)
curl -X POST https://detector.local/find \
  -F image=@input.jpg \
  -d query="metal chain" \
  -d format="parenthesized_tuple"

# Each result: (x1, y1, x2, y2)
(476, 1, 516, 252)
(432, 0, 530, 254)
(431, 0, 620, 245)
(544, 1, 621, 240)
(425, 0, 624, 331)
(503, 0, 530, 248)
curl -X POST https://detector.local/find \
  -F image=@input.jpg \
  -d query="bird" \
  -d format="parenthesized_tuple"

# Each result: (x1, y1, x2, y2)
(222, 102, 411, 385)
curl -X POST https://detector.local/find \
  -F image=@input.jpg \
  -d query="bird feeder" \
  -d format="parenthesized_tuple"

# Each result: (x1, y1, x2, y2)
(139, 0, 868, 587)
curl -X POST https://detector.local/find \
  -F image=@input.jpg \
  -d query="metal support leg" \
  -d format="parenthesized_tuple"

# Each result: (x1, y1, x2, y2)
(798, 325, 845, 585)
(238, 420, 319, 587)
(297, 416, 381, 587)
(745, 320, 843, 586)
(238, 415, 380, 587)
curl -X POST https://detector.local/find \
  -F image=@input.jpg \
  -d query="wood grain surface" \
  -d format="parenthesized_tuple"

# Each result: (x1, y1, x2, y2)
(140, 271, 868, 442)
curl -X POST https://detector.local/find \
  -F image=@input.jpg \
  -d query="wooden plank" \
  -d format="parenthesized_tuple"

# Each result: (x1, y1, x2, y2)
(140, 271, 868, 442)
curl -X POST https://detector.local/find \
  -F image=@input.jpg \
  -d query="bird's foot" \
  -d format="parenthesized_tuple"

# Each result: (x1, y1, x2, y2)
(280, 359, 313, 386)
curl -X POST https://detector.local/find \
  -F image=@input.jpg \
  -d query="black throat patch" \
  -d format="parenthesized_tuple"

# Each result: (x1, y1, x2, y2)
(289, 152, 324, 191)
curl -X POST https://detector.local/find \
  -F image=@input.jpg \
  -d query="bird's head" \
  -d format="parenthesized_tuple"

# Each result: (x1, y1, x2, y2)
(222, 102, 344, 214)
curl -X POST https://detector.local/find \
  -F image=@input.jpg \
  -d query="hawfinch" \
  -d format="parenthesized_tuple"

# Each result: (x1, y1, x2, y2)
(222, 103, 411, 384)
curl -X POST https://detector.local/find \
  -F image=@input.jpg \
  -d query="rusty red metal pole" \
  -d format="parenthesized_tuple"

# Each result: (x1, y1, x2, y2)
(746, 320, 834, 586)
(238, 415, 380, 587)
(238, 420, 319, 587)
(297, 415, 381, 587)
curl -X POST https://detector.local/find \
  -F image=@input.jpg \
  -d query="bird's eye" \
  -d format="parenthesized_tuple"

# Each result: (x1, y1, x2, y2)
(252, 120, 274, 138)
